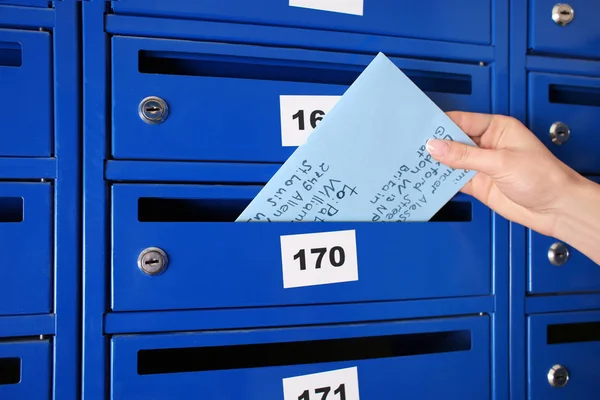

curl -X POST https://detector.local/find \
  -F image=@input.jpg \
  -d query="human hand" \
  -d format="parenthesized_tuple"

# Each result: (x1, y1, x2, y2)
(425, 111, 585, 238)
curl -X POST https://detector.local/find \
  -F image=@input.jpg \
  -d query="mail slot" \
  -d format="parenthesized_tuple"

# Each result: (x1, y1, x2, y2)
(111, 314, 489, 399)
(0, 339, 51, 400)
(0, 29, 52, 157)
(111, 36, 491, 163)
(528, 311, 600, 398)
(111, 0, 491, 46)
(529, 0, 600, 60)
(111, 183, 491, 312)
(528, 72, 600, 174)
(528, 176, 600, 294)
(0, 182, 52, 315)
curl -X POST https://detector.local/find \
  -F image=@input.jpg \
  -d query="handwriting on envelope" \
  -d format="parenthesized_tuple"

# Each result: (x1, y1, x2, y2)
(236, 53, 477, 222)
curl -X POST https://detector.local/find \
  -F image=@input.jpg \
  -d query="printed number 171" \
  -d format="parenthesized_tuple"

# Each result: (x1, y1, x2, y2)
(299, 384, 346, 400)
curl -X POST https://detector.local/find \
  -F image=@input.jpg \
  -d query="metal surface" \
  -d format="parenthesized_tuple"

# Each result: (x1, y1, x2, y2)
(530, 0, 600, 60)
(0, 183, 52, 315)
(552, 4, 574, 26)
(112, 184, 491, 312)
(0, 340, 51, 400)
(111, 316, 490, 399)
(549, 122, 570, 145)
(82, 0, 512, 399)
(528, 177, 600, 294)
(528, 312, 600, 398)
(0, 28, 52, 156)
(137, 247, 168, 275)
(138, 96, 169, 124)
(548, 242, 570, 266)
(548, 364, 569, 387)
(112, 36, 491, 163)
(528, 73, 600, 173)
(110, 0, 492, 46)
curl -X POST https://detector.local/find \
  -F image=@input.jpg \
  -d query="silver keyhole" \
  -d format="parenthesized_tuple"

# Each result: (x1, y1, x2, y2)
(549, 121, 570, 145)
(138, 96, 169, 124)
(137, 247, 169, 275)
(548, 364, 569, 387)
(548, 242, 570, 266)
(552, 4, 574, 26)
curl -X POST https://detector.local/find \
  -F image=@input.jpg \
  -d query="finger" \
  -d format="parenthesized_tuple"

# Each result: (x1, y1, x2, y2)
(459, 180, 473, 196)
(426, 138, 504, 175)
(446, 111, 494, 139)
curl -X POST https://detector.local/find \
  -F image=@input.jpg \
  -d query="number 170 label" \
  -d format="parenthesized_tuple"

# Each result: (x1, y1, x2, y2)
(280, 230, 359, 288)
(283, 367, 360, 400)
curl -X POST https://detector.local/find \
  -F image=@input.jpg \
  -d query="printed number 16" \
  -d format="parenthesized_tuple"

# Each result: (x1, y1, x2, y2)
(292, 109, 325, 131)
(299, 384, 346, 400)
(294, 246, 346, 271)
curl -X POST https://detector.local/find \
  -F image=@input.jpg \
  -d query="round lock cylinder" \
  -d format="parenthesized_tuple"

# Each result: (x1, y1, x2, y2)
(137, 247, 169, 275)
(548, 364, 569, 387)
(549, 122, 570, 145)
(552, 4, 574, 26)
(138, 96, 169, 124)
(548, 242, 570, 266)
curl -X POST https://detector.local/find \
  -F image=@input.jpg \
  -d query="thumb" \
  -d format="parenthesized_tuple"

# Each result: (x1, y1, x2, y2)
(426, 139, 502, 174)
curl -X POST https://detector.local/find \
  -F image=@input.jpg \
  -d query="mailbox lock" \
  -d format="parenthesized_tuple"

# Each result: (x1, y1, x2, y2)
(548, 242, 570, 266)
(138, 96, 169, 124)
(548, 364, 569, 387)
(552, 4, 574, 26)
(137, 247, 169, 275)
(549, 122, 570, 145)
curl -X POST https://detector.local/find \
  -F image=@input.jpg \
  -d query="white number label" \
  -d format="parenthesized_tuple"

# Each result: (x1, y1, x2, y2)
(283, 367, 360, 400)
(280, 95, 341, 147)
(280, 230, 358, 288)
(289, 0, 364, 16)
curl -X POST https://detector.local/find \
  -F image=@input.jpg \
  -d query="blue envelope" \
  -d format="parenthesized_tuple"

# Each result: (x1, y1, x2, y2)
(236, 52, 477, 222)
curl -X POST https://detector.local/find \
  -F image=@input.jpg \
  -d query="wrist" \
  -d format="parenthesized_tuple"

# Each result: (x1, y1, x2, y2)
(552, 174, 600, 265)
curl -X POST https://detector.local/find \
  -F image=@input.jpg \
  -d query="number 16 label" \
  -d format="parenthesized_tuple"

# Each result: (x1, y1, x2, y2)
(280, 95, 341, 147)
(280, 230, 358, 288)
(283, 367, 360, 400)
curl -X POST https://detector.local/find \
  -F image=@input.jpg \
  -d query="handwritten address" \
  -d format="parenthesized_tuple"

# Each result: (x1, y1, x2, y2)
(370, 126, 469, 221)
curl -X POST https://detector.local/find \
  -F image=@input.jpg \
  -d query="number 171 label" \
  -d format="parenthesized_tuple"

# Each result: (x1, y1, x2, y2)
(283, 367, 360, 400)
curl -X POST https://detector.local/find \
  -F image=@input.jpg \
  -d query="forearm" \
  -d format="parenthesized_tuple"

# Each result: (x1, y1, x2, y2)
(554, 176, 600, 266)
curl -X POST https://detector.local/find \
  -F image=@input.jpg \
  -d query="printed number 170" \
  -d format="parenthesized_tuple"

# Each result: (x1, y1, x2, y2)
(299, 384, 346, 400)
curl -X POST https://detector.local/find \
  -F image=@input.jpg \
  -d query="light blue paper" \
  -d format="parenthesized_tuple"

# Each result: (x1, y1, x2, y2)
(236, 52, 477, 222)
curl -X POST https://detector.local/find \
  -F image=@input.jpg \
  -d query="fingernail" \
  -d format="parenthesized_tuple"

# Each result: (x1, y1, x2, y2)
(426, 139, 450, 156)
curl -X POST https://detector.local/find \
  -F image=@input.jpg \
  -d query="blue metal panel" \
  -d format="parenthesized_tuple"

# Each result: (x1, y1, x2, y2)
(0, 315, 55, 338)
(526, 293, 600, 314)
(0, 339, 51, 400)
(0, 158, 55, 179)
(111, 184, 491, 312)
(528, 176, 600, 294)
(0, 5, 54, 29)
(110, 0, 491, 46)
(529, 0, 600, 60)
(105, 296, 495, 334)
(111, 315, 490, 399)
(0, 0, 49, 7)
(528, 311, 600, 399)
(528, 72, 600, 174)
(0, 28, 52, 157)
(82, 1, 110, 398)
(112, 36, 490, 163)
(106, 15, 495, 65)
(53, 1, 82, 399)
(0, 182, 52, 315)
